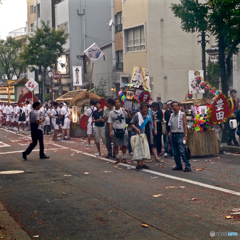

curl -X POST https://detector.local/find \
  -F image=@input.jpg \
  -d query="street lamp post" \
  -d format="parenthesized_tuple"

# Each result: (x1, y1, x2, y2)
(48, 72, 53, 102)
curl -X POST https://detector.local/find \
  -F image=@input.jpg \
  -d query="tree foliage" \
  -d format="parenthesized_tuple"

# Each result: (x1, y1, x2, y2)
(171, 0, 240, 96)
(0, 37, 27, 80)
(21, 21, 68, 72)
(94, 78, 107, 98)
(206, 60, 221, 88)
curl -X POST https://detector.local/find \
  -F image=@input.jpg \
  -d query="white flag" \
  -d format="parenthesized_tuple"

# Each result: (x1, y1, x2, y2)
(72, 66, 82, 86)
(84, 43, 104, 64)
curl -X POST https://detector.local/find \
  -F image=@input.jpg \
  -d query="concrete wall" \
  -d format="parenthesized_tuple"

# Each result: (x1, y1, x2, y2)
(68, 0, 111, 85)
(122, 0, 148, 77)
(114, 0, 122, 14)
(55, 0, 70, 51)
(92, 44, 113, 97)
(34, 0, 52, 28)
(27, 0, 35, 28)
(148, 0, 206, 102)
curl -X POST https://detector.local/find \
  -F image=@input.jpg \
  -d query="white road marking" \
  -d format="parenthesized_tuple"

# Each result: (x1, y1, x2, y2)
(1, 128, 240, 197)
(0, 141, 10, 148)
(0, 148, 61, 155)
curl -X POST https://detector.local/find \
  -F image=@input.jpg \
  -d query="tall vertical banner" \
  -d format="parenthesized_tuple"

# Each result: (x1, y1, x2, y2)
(72, 66, 82, 86)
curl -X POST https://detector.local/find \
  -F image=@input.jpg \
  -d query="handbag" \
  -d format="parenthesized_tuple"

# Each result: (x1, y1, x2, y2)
(185, 146, 191, 160)
(114, 129, 125, 138)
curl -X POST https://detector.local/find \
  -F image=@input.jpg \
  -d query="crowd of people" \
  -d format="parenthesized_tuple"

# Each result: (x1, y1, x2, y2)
(4, 90, 240, 172)
(84, 98, 191, 172)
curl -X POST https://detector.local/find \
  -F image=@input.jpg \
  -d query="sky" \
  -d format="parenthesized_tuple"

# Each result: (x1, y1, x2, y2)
(0, 0, 27, 39)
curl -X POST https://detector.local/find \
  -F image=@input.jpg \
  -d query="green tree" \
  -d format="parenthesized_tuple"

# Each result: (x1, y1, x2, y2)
(94, 78, 107, 98)
(206, 60, 221, 88)
(0, 37, 27, 80)
(171, 0, 209, 79)
(171, 0, 240, 96)
(21, 21, 68, 102)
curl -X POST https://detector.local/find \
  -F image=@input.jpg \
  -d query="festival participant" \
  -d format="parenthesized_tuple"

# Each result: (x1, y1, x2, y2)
(22, 101, 49, 160)
(50, 102, 60, 141)
(168, 101, 191, 172)
(60, 102, 71, 140)
(92, 100, 105, 156)
(10, 103, 16, 129)
(58, 103, 64, 137)
(103, 98, 115, 158)
(43, 104, 51, 135)
(164, 100, 173, 157)
(18, 102, 26, 132)
(5, 102, 13, 129)
(14, 103, 19, 130)
(131, 102, 161, 171)
(26, 100, 33, 130)
(152, 102, 163, 156)
(108, 98, 132, 164)
(228, 89, 239, 146)
(84, 100, 97, 147)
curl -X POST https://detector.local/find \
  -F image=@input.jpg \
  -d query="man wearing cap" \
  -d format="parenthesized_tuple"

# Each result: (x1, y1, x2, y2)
(228, 89, 239, 146)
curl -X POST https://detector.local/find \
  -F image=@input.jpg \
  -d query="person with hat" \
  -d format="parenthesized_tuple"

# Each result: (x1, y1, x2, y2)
(227, 89, 239, 146)
(131, 102, 161, 171)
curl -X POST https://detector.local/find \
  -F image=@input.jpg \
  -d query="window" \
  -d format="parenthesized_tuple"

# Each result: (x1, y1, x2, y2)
(116, 51, 123, 70)
(37, 4, 40, 18)
(115, 12, 122, 33)
(125, 25, 145, 52)
(30, 5, 34, 14)
(57, 22, 68, 34)
(34, 6, 36, 13)
(30, 23, 34, 32)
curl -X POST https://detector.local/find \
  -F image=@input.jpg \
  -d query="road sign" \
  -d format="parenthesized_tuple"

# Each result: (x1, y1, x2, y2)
(53, 71, 61, 80)
(25, 78, 39, 92)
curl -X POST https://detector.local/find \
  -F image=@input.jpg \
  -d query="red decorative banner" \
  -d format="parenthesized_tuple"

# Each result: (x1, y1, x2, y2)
(209, 93, 231, 124)
(139, 91, 150, 103)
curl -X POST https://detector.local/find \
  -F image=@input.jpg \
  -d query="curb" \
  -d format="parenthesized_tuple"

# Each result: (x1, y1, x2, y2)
(222, 144, 240, 154)
(0, 202, 31, 240)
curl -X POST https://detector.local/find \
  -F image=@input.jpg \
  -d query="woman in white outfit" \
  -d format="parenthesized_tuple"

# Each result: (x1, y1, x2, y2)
(61, 103, 71, 140)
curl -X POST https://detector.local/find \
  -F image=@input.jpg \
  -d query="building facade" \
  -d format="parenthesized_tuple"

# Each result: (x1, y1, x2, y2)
(120, 0, 210, 102)
(55, 0, 112, 97)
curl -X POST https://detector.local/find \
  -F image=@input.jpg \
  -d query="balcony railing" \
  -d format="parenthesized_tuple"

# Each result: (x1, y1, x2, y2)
(8, 27, 35, 38)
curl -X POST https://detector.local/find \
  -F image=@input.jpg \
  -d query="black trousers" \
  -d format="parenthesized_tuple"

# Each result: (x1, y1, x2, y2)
(154, 123, 162, 154)
(24, 129, 44, 157)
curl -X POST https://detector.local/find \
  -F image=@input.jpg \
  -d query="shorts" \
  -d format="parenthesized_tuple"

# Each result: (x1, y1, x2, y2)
(44, 117, 50, 126)
(94, 126, 106, 144)
(11, 116, 15, 122)
(26, 116, 29, 122)
(6, 115, 11, 122)
(113, 134, 128, 146)
(18, 121, 26, 125)
(87, 122, 94, 135)
(52, 122, 59, 130)
(62, 119, 70, 129)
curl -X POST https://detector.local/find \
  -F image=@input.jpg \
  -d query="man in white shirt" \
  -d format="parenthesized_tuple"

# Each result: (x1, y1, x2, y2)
(26, 100, 33, 130)
(18, 102, 26, 132)
(13, 103, 19, 130)
(84, 100, 97, 147)
(5, 102, 13, 129)
(60, 103, 71, 140)
(0, 102, 3, 126)
(50, 102, 60, 141)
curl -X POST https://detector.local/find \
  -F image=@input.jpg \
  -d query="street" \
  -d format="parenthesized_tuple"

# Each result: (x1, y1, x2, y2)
(0, 128, 239, 240)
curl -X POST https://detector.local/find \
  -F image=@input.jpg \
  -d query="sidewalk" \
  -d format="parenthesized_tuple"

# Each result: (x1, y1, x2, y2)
(222, 143, 240, 154)
(0, 202, 30, 240)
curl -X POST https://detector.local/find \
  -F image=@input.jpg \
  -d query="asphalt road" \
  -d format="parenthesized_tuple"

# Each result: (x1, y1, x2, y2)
(0, 128, 239, 240)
